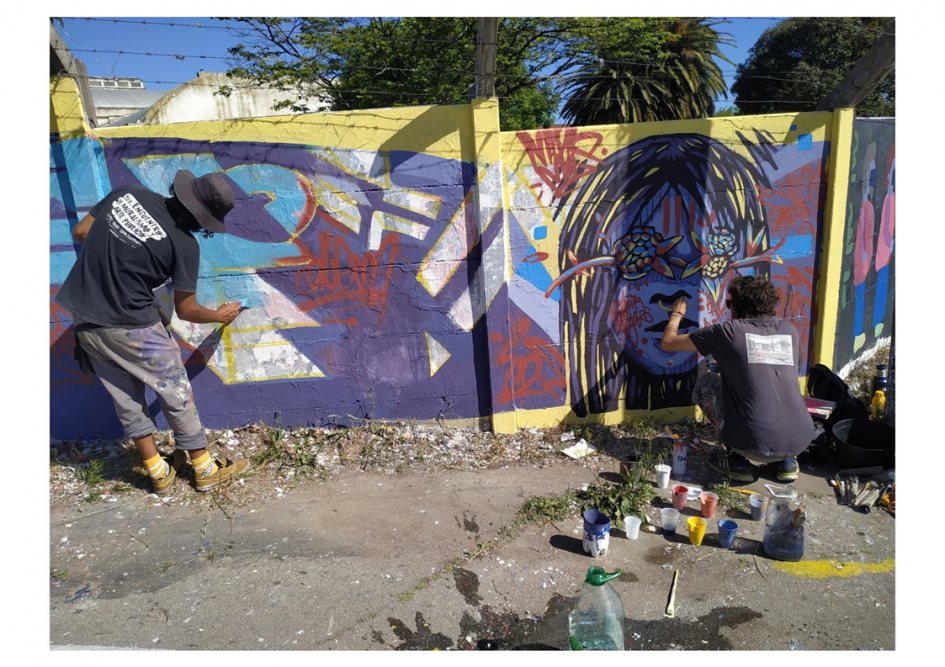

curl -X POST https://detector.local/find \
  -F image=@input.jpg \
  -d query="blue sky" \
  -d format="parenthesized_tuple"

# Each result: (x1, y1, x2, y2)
(57, 16, 786, 109)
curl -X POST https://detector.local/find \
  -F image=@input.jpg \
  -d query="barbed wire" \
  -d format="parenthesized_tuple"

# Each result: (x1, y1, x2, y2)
(59, 70, 821, 105)
(65, 48, 888, 88)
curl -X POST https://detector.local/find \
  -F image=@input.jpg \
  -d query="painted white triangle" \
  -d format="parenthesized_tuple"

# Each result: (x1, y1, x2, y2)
(424, 332, 452, 377)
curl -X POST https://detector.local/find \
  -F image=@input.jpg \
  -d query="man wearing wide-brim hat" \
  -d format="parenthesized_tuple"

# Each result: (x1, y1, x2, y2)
(57, 170, 250, 494)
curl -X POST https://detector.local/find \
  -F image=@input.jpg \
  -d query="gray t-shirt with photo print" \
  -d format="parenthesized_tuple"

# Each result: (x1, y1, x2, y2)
(690, 316, 815, 458)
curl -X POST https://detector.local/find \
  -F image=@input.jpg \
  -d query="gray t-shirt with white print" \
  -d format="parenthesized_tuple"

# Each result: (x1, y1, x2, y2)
(690, 316, 814, 458)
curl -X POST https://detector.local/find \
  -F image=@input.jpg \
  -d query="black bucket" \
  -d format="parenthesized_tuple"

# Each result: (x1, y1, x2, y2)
(832, 418, 895, 469)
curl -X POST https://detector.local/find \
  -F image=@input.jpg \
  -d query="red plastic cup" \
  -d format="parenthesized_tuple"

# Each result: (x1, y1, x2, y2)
(700, 492, 718, 518)
(672, 485, 689, 511)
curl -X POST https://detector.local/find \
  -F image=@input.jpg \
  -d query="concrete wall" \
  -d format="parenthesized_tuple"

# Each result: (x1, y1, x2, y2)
(833, 118, 895, 375)
(50, 77, 871, 438)
(142, 72, 327, 125)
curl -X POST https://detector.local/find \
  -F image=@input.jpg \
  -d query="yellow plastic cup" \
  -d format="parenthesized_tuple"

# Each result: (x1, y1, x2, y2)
(688, 517, 707, 546)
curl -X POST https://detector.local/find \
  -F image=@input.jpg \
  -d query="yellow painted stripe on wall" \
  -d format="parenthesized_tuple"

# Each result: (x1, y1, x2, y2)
(811, 108, 855, 369)
(94, 103, 476, 161)
(50, 77, 91, 137)
(492, 404, 696, 434)
(772, 558, 895, 579)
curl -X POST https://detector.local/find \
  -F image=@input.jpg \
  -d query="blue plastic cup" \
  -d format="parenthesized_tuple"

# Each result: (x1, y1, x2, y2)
(718, 520, 738, 549)
(582, 509, 611, 557)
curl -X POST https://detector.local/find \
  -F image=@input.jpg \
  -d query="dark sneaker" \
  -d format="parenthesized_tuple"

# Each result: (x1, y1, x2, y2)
(152, 450, 187, 495)
(708, 450, 754, 482)
(777, 456, 799, 481)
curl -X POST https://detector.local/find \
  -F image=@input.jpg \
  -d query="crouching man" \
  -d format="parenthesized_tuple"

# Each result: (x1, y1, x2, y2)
(661, 275, 815, 482)
(57, 170, 250, 494)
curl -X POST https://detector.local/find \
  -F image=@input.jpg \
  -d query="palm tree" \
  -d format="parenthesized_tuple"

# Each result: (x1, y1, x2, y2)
(561, 18, 733, 126)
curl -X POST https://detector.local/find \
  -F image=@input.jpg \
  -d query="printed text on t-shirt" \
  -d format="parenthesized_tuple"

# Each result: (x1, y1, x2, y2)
(107, 193, 168, 247)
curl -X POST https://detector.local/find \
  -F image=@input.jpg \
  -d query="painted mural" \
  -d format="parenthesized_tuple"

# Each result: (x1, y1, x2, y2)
(51, 77, 843, 438)
(49, 85, 493, 438)
(501, 120, 830, 418)
(834, 118, 895, 373)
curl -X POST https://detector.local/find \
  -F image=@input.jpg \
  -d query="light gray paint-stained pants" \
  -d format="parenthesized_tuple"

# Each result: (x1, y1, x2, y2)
(76, 321, 208, 450)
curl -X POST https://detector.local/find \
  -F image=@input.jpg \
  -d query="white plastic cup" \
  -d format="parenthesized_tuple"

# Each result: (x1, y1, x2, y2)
(750, 494, 768, 521)
(660, 508, 680, 534)
(655, 464, 671, 489)
(624, 515, 642, 540)
(672, 443, 688, 475)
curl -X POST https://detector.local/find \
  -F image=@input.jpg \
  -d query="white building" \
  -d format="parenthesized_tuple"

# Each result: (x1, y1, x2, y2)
(101, 72, 327, 127)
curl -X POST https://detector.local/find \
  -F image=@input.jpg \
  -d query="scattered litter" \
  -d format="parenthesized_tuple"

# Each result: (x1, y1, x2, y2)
(562, 439, 596, 459)
(560, 431, 576, 442)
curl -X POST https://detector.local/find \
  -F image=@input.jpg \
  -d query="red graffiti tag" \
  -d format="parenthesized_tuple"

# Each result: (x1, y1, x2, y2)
(609, 293, 653, 345)
(491, 316, 566, 407)
(758, 161, 825, 237)
(774, 264, 815, 366)
(516, 127, 606, 200)
(280, 222, 403, 328)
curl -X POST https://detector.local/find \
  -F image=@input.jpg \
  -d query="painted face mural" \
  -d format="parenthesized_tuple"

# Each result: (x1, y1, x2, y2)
(546, 134, 785, 415)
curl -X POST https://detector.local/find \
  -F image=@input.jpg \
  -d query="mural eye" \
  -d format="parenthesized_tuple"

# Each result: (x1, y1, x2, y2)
(707, 228, 736, 257)
(615, 227, 660, 280)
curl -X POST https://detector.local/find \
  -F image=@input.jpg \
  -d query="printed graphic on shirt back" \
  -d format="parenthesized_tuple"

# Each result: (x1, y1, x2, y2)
(107, 193, 167, 248)
(745, 333, 794, 366)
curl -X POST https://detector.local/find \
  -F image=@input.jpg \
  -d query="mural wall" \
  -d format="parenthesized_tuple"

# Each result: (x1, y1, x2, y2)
(499, 118, 831, 426)
(51, 77, 848, 438)
(833, 118, 895, 373)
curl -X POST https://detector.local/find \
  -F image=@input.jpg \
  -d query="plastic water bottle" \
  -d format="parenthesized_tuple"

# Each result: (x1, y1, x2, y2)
(568, 567, 625, 650)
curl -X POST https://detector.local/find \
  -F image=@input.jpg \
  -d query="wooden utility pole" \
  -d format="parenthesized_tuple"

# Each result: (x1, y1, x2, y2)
(474, 18, 499, 98)
(817, 21, 895, 111)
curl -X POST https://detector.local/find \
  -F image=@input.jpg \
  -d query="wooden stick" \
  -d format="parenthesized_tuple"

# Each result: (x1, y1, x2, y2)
(664, 570, 679, 618)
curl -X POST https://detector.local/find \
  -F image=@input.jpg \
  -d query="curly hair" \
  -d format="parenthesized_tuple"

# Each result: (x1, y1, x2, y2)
(727, 275, 780, 318)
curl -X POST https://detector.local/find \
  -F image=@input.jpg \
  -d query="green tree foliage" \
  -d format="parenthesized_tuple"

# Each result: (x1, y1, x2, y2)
(220, 17, 736, 131)
(221, 17, 568, 131)
(731, 17, 894, 116)
(559, 19, 733, 125)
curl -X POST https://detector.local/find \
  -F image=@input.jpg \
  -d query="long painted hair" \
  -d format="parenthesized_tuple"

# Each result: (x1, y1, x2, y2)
(556, 132, 778, 415)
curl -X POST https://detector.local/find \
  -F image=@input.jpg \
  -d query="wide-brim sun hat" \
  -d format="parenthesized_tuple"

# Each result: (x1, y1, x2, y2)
(173, 170, 235, 233)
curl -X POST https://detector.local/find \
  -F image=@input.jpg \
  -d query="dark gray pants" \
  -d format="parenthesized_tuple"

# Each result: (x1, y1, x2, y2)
(692, 372, 788, 464)
(76, 322, 208, 450)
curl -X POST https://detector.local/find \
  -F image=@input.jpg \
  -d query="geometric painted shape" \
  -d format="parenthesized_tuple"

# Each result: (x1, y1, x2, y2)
(369, 210, 431, 251)
(226, 164, 315, 238)
(424, 332, 452, 377)
(533, 225, 547, 240)
(418, 190, 474, 297)
(121, 154, 223, 195)
(797, 134, 813, 151)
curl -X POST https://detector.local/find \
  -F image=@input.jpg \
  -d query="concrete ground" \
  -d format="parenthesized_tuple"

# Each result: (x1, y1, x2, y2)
(49, 451, 894, 651)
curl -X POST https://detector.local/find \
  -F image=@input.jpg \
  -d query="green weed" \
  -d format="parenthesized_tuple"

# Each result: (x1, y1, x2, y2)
(76, 458, 107, 486)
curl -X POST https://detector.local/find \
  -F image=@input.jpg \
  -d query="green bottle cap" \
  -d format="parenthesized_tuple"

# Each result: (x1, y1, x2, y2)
(585, 566, 622, 585)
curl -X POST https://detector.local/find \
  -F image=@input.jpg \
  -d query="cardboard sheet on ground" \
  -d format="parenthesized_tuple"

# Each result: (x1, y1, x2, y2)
(561, 439, 596, 459)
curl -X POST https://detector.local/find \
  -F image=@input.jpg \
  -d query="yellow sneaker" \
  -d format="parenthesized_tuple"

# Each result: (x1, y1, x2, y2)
(194, 456, 251, 492)
(152, 450, 187, 495)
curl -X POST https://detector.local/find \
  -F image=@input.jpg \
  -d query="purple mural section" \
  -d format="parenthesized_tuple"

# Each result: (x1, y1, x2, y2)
(50, 118, 834, 439)
(51, 136, 492, 438)
(501, 128, 828, 416)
